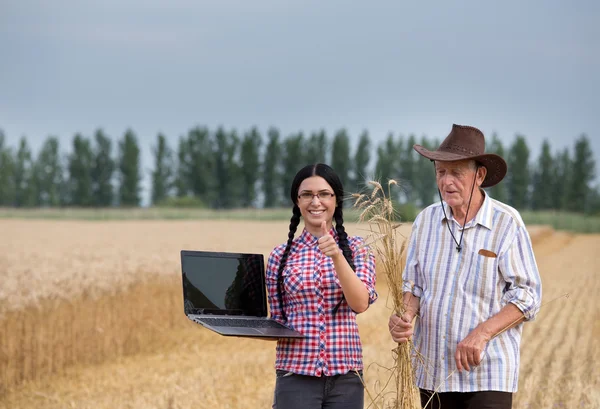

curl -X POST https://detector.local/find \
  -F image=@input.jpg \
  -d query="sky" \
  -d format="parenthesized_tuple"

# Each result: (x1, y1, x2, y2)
(1, 0, 598, 205)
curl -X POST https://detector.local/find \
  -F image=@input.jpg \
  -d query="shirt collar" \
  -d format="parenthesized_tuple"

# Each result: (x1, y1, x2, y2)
(438, 189, 493, 231)
(298, 226, 339, 246)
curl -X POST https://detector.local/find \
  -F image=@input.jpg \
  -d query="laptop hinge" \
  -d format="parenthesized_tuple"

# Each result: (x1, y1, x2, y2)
(200, 309, 245, 316)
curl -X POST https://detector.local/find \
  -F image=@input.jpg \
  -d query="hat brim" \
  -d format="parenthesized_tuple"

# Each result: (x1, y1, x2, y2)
(414, 145, 507, 188)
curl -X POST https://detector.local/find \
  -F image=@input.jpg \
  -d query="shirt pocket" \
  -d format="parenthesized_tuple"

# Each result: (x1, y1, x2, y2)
(475, 247, 498, 273)
(466, 246, 499, 304)
(282, 266, 304, 296)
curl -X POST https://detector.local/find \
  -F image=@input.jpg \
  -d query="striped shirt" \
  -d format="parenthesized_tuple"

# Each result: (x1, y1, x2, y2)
(403, 191, 542, 392)
(266, 227, 377, 377)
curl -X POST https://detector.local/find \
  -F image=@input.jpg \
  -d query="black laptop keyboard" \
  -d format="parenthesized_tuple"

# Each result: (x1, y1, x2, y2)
(197, 317, 285, 329)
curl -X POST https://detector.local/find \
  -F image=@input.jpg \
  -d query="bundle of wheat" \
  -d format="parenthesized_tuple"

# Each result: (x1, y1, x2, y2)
(353, 180, 421, 409)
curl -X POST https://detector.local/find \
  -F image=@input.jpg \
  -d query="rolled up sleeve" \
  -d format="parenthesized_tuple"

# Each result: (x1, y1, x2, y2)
(498, 225, 543, 321)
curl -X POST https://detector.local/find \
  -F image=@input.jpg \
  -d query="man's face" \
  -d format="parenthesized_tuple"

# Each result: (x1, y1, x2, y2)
(435, 160, 484, 208)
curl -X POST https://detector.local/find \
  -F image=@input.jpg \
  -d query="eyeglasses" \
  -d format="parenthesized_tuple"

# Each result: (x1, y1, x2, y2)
(298, 191, 335, 202)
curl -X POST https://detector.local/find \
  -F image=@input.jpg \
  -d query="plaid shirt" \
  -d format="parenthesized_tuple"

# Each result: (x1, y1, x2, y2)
(266, 227, 377, 377)
(403, 191, 542, 392)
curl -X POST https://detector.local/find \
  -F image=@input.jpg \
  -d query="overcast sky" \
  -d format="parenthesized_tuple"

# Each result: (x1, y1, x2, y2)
(1, 0, 598, 204)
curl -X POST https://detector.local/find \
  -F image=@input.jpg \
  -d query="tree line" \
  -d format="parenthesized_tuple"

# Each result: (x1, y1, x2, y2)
(0, 126, 597, 214)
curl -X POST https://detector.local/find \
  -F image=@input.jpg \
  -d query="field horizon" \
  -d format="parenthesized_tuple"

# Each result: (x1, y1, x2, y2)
(0, 206, 599, 233)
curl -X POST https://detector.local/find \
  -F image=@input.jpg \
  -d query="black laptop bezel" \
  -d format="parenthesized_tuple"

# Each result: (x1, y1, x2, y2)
(180, 250, 269, 318)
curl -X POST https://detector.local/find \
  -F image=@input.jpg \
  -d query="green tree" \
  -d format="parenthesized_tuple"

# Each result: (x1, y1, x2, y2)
(507, 135, 530, 209)
(0, 130, 16, 206)
(375, 133, 403, 202)
(174, 136, 190, 198)
(151, 133, 174, 205)
(281, 132, 305, 206)
(588, 184, 600, 216)
(92, 129, 115, 207)
(306, 129, 328, 164)
(399, 134, 418, 203)
(531, 140, 554, 210)
(118, 129, 142, 206)
(262, 127, 282, 208)
(26, 162, 43, 207)
(331, 128, 352, 202)
(415, 135, 438, 207)
(375, 133, 399, 182)
(14, 136, 36, 207)
(352, 130, 371, 194)
(568, 134, 596, 213)
(214, 127, 241, 209)
(68, 133, 94, 207)
(486, 133, 508, 203)
(36, 136, 65, 207)
(185, 126, 214, 203)
(240, 127, 262, 207)
(551, 148, 571, 211)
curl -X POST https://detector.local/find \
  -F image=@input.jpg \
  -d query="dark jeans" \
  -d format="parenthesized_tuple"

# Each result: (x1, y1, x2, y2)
(272, 370, 364, 409)
(420, 388, 513, 409)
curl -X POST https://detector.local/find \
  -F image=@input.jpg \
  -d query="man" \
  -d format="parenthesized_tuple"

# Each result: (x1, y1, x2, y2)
(389, 124, 542, 409)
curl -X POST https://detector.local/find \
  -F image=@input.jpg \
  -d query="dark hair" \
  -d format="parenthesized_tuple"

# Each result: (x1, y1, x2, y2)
(277, 163, 355, 322)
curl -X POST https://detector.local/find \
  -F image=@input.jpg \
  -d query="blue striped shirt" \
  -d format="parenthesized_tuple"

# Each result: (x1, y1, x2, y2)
(403, 191, 542, 392)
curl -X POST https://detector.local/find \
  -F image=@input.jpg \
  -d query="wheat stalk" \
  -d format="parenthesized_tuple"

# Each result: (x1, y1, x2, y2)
(354, 180, 421, 409)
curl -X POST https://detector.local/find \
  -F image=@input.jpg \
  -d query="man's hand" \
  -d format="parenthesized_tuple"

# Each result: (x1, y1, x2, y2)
(388, 313, 414, 343)
(455, 326, 491, 372)
(318, 221, 340, 257)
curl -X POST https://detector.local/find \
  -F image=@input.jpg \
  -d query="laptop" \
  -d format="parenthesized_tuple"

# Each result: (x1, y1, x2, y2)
(180, 250, 304, 339)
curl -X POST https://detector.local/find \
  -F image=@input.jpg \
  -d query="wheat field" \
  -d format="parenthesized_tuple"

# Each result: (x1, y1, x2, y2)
(0, 219, 598, 408)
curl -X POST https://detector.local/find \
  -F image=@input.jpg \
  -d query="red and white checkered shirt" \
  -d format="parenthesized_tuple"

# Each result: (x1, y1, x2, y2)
(266, 227, 377, 377)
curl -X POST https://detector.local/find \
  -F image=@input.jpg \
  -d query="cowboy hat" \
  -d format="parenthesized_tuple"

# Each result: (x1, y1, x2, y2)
(413, 124, 507, 188)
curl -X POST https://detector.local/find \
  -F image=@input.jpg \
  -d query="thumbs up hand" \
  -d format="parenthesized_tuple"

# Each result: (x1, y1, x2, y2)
(320, 220, 328, 237)
(318, 221, 340, 258)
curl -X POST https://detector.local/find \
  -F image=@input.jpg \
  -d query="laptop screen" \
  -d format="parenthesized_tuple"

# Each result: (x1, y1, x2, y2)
(180, 251, 268, 317)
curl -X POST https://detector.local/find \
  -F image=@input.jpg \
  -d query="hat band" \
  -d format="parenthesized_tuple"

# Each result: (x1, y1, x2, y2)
(440, 143, 480, 156)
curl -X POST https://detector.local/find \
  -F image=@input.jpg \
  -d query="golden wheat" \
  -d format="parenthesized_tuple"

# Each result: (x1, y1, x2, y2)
(0, 220, 299, 392)
(0, 219, 391, 394)
(0, 220, 598, 409)
(354, 180, 420, 409)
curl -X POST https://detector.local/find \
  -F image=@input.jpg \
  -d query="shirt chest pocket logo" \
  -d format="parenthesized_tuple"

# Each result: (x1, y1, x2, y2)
(282, 266, 304, 295)
(478, 249, 497, 258)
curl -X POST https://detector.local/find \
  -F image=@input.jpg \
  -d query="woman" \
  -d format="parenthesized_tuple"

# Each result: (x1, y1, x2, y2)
(266, 163, 377, 409)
